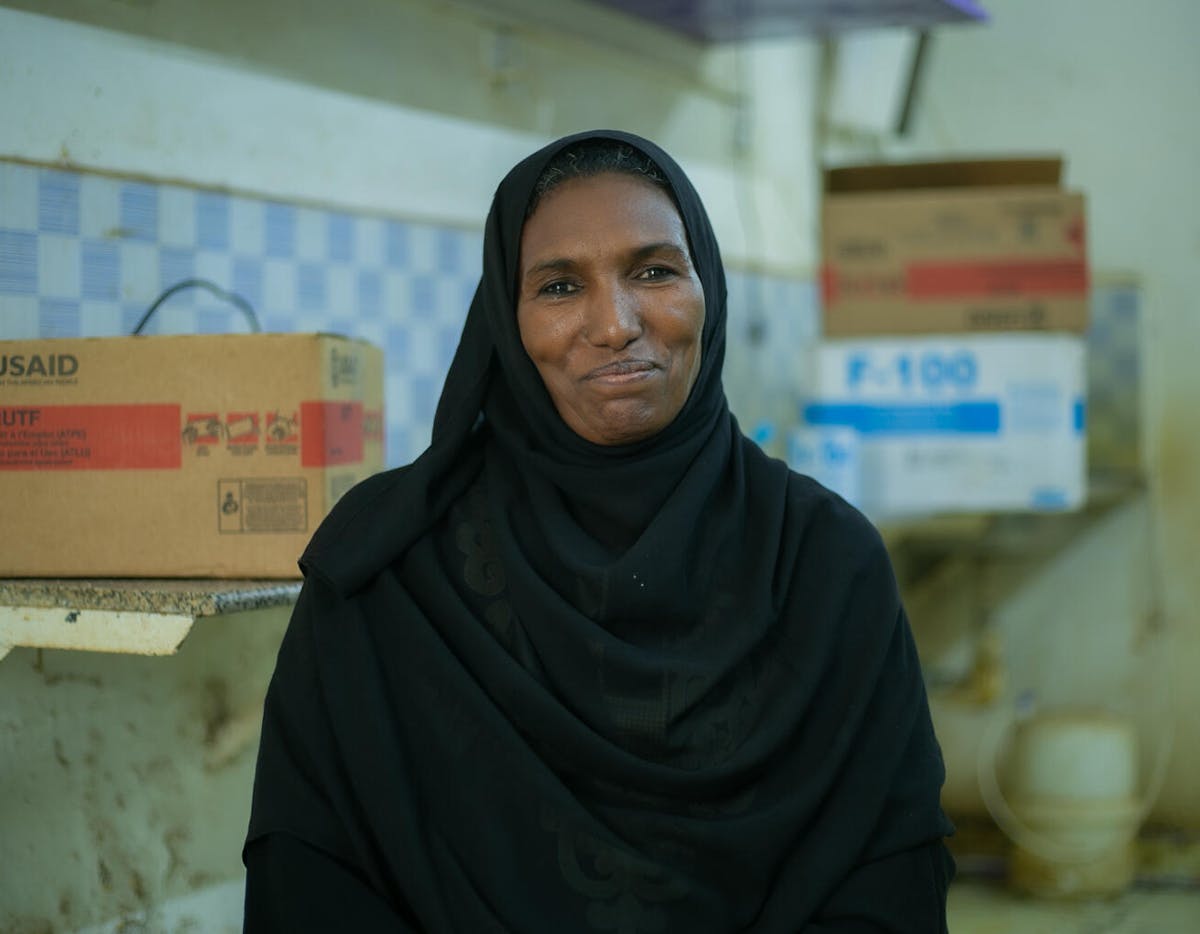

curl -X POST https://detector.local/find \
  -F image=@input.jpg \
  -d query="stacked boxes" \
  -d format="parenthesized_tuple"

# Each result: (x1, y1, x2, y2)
(799, 159, 1089, 519)
(0, 333, 384, 578)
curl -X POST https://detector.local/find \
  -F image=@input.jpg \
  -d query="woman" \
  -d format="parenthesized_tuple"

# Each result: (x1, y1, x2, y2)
(244, 130, 955, 932)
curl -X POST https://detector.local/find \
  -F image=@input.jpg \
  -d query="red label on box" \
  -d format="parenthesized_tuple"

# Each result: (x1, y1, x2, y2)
(0, 404, 182, 470)
(905, 258, 1089, 299)
(300, 401, 364, 467)
(820, 263, 839, 306)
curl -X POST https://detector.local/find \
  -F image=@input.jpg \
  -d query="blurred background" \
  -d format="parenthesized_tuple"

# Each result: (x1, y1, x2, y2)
(0, 0, 1197, 930)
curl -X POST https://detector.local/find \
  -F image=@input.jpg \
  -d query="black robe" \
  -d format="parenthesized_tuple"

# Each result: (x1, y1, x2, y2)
(244, 129, 955, 932)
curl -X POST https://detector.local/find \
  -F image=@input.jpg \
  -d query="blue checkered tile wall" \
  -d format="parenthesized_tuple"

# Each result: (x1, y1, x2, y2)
(0, 159, 820, 467)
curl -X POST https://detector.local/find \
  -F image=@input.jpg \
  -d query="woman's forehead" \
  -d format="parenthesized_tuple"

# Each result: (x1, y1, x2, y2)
(519, 173, 689, 258)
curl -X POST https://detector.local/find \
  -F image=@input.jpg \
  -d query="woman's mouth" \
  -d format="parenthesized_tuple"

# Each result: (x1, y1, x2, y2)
(585, 359, 658, 383)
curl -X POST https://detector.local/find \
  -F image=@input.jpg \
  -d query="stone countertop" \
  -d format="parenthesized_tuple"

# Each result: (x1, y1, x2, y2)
(0, 578, 302, 617)
(0, 579, 302, 660)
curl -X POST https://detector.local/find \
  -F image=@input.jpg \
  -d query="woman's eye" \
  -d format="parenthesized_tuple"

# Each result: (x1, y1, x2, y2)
(637, 266, 676, 281)
(540, 280, 578, 297)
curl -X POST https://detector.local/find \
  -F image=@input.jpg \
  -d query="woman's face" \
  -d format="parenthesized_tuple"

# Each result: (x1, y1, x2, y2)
(516, 172, 705, 446)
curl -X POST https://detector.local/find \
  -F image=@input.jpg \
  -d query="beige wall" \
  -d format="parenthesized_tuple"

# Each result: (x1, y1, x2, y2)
(816, 0, 1198, 824)
(0, 607, 291, 932)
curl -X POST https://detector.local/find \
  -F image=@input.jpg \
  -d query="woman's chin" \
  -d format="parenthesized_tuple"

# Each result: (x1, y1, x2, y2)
(567, 404, 664, 446)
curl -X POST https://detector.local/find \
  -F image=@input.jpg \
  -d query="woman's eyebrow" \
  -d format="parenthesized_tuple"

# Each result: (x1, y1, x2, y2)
(523, 257, 577, 280)
(630, 242, 689, 263)
(523, 242, 690, 281)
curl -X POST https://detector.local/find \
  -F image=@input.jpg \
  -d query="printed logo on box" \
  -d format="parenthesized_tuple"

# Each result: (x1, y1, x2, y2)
(0, 352, 79, 386)
(846, 348, 979, 395)
(329, 347, 360, 389)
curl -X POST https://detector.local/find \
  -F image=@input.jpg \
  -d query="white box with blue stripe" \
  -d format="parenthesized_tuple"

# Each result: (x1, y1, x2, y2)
(800, 334, 1086, 518)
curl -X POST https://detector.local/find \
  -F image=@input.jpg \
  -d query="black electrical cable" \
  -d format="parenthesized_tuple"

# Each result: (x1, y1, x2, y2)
(130, 278, 262, 335)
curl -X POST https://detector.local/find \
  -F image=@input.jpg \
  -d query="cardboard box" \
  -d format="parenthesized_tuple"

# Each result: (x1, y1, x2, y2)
(786, 426, 862, 509)
(0, 333, 384, 578)
(799, 334, 1086, 519)
(821, 158, 1089, 336)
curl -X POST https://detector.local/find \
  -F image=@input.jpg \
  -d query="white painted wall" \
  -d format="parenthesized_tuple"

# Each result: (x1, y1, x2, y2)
(0, 2, 819, 272)
(0, 6, 549, 229)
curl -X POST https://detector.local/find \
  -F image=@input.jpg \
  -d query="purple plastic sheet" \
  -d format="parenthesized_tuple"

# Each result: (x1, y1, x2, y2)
(587, 0, 988, 42)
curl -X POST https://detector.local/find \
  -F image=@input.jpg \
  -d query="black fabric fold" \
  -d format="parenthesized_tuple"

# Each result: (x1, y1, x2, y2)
(246, 129, 954, 932)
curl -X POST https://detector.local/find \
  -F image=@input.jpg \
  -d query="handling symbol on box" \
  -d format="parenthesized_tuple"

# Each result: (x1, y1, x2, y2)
(217, 480, 243, 533)
(226, 412, 260, 446)
(182, 413, 222, 445)
(266, 410, 298, 443)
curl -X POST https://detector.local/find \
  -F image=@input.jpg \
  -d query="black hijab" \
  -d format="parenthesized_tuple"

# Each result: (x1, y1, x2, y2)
(246, 130, 954, 932)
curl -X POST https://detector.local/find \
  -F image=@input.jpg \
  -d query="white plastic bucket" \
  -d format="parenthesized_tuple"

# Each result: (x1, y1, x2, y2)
(1009, 711, 1138, 800)
(980, 708, 1144, 897)
(1008, 794, 1142, 896)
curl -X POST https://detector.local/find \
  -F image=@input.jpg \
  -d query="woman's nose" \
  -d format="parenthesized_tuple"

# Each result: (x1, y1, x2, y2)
(585, 282, 642, 349)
